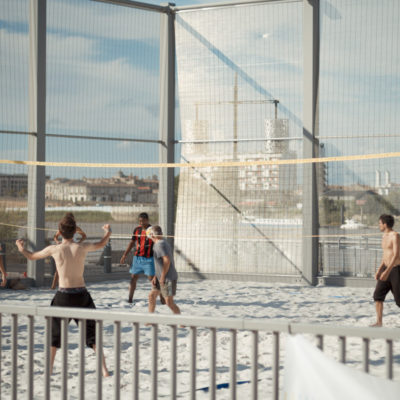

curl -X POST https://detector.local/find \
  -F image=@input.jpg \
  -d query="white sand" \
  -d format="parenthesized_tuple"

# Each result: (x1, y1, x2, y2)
(1, 279, 400, 399)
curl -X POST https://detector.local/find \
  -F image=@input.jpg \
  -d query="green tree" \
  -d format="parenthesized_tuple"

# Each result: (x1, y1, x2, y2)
(319, 197, 344, 226)
(362, 191, 398, 225)
(0, 208, 19, 241)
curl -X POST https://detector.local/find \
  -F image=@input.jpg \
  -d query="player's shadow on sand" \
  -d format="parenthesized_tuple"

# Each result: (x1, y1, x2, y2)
(174, 248, 206, 279)
(178, 298, 288, 309)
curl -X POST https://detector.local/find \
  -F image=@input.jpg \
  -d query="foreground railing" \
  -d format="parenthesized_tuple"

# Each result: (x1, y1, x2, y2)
(0, 304, 399, 400)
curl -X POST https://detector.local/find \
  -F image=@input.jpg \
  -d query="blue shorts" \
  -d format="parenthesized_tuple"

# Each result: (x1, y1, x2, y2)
(129, 256, 155, 277)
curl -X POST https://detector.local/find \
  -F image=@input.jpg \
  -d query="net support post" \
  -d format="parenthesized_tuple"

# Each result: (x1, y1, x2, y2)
(302, 0, 319, 286)
(27, 0, 47, 285)
(159, 3, 176, 247)
(103, 240, 112, 273)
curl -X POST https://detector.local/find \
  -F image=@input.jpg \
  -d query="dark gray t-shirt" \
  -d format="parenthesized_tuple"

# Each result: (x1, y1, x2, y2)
(153, 239, 178, 281)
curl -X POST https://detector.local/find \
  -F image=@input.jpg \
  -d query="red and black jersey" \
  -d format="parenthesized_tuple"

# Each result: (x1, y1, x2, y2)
(132, 226, 153, 257)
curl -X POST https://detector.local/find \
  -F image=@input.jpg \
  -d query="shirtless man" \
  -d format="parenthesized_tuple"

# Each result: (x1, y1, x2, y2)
(51, 222, 87, 290)
(372, 214, 400, 327)
(16, 213, 111, 376)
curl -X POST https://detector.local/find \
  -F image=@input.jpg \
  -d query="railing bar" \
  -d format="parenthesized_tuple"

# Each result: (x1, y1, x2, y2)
(47, 132, 163, 144)
(272, 332, 279, 400)
(61, 318, 68, 400)
(363, 338, 370, 373)
(170, 325, 177, 400)
(251, 330, 258, 400)
(339, 336, 346, 363)
(5, 306, 400, 338)
(175, 136, 302, 144)
(11, 314, 17, 400)
(114, 321, 121, 400)
(210, 328, 217, 400)
(133, 322, 139, 400)
(96, 320, 103, 399)
(190, 327, 197, 400)
(28, 315, 34, 400)
(230, 329, 237, 400)
(44, 317, 51, 400)
(151, 324, 158, 400)
(386, 339, 393, 380)
(79, 319, 86, 400)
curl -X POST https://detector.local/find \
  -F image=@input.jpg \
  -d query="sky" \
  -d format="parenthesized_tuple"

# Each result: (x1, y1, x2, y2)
(0, 0, 399, 185)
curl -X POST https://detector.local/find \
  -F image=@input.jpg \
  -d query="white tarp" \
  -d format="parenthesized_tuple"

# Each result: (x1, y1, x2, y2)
(283, 334, 400, 400)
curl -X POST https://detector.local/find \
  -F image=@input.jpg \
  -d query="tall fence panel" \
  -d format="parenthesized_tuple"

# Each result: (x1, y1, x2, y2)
(174, 1, 304, 278)
(318, 0, 400, 277)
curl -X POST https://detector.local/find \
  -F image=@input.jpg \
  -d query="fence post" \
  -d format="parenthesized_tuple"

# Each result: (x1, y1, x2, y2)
(159, 3, 176, 250)
(302, 0, 320, 286)
(103, 240, 112, 273)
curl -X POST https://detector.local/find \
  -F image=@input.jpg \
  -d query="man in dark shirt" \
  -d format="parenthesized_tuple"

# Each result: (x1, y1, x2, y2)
(120, 212, 155, 304)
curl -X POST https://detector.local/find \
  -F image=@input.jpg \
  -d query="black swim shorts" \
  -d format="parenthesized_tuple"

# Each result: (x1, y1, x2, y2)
(50, 289, 96, 348)
(373, 266, 400, 307)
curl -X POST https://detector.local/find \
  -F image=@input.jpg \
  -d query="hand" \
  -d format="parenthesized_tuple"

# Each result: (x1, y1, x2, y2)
(380, 269, 390, 281)
(76, 227, 87, 243)
(375, 270, 381, 280)
(151, 276, 157, 286)
(1, 277, 6, 287)
(16, 239, 25, 252)
(159, 278, 165, 286)
(53, 231, 61, 244)
(102, 224, 111, 233)
(120, 255, 126, 264)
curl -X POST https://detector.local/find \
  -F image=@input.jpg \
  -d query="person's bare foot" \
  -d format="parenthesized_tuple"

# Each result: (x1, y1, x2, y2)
(370, 322, 382, 327)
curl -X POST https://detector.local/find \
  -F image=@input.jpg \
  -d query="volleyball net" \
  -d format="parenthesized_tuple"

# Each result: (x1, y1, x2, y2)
(0, 153, 397, 278)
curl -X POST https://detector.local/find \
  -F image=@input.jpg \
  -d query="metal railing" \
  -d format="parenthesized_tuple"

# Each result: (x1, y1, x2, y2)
(1, 304, 399, 399)
(1, 235, 384, 279)
(319, 237, 382, 277)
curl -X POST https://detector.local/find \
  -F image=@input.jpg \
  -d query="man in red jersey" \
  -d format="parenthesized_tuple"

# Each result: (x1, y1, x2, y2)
(120, 212, 156, 304)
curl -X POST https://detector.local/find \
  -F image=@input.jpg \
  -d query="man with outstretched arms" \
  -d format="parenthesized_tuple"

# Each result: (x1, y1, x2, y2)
(16, 213, 111, 376)
(372, 214, 400, 326)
